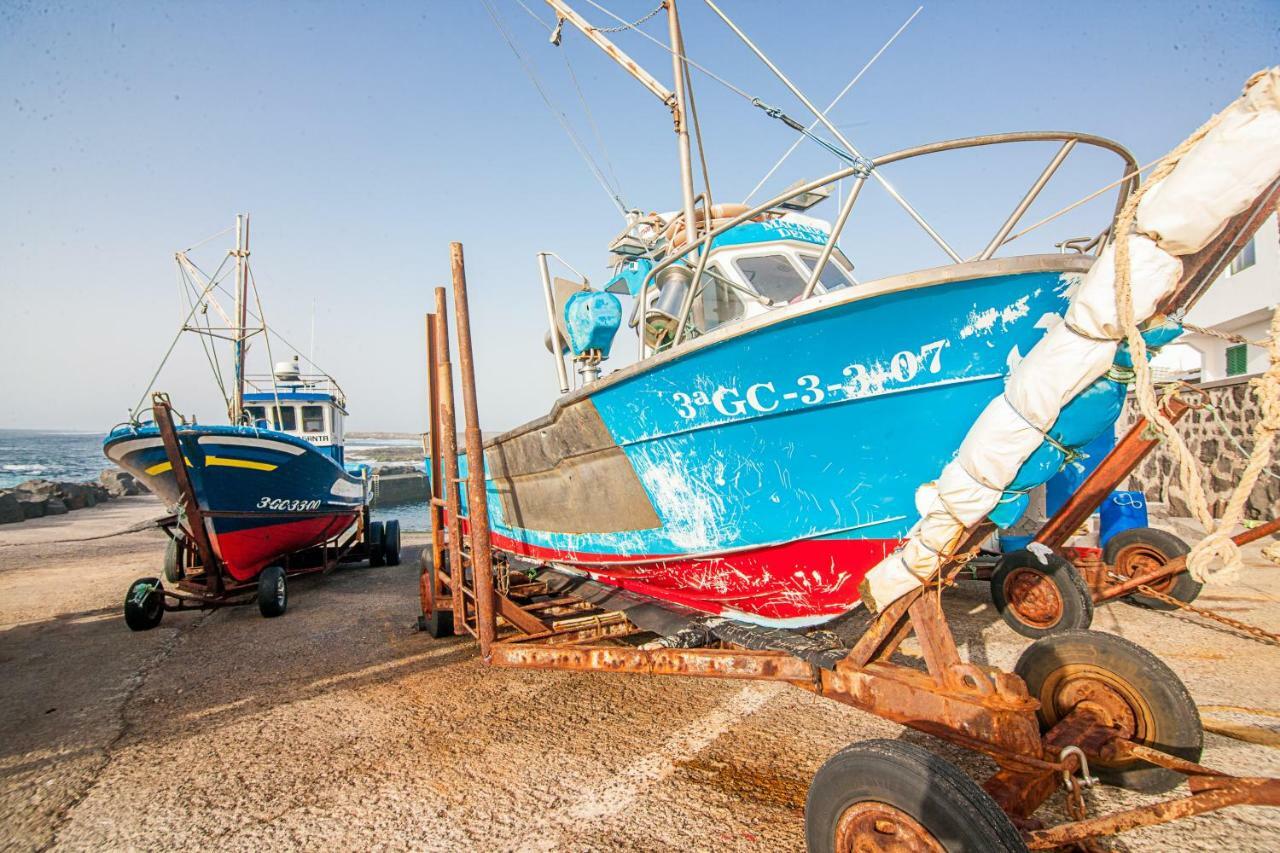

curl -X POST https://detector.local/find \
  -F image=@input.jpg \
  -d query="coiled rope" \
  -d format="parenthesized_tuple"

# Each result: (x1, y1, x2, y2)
(1113, 103, 1280, 584)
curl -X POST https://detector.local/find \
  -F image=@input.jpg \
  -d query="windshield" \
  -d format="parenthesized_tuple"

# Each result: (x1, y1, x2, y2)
(735, 254, 808, 303)
(696, 266, 745, 332)
(799, 253, 855, 292)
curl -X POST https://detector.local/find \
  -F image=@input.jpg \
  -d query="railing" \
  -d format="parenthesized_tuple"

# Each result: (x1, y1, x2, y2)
(637, 131, 1140, 356)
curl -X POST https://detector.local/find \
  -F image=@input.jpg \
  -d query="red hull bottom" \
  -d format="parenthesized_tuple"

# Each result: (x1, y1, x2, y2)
(460, 518, 900, 627)
(213, 513, 359, 582)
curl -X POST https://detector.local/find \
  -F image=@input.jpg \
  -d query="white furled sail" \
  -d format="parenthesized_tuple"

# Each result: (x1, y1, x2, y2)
(865, 67, 1280, 610)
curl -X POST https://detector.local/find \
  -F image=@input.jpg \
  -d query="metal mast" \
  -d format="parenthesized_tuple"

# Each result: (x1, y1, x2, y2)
(665, 0, 699, 248)
(232, 213, 251, 423)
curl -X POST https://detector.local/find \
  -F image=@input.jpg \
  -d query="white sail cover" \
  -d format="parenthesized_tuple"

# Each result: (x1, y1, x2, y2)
(865, 67, 1280, 609)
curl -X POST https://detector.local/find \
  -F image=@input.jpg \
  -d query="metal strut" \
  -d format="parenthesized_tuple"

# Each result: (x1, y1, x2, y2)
(151, 392, 221, 595)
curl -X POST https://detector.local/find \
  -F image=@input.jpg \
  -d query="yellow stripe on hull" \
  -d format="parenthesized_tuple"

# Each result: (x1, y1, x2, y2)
(205, 456, 278, 472)
(144, 456, 193, 475)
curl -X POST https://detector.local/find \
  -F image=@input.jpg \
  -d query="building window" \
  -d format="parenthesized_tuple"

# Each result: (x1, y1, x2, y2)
(1228, 239, 1256, 275)
(1226, 344, 1249, 377)
(301, 405, 325, 433)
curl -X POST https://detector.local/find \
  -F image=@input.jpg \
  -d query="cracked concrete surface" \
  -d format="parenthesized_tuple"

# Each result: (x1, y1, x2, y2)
(1, 497, 1278, 851)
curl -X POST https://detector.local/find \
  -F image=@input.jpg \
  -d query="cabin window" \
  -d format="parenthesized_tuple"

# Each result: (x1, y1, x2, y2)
(301, 405, 326, 433)
(698, 266, 744, 331)
(244, 406, 267, 425)
(273, 405, 298, 431)
(734, 254, 808, 304)
(799, 253, 853, 292)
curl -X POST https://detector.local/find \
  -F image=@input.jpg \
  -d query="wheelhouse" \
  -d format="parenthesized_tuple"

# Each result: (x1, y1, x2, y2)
(243, 380, 348, 466)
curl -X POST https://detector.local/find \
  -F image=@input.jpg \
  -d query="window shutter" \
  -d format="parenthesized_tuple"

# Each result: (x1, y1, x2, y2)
(1226, 344, 1248, 376)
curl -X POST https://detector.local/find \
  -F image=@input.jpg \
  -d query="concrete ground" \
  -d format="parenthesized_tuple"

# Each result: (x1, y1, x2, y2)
(1, 498, 1278, 851)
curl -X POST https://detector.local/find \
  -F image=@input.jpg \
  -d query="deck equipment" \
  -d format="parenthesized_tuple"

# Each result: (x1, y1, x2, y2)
(106, 216, 399, 629)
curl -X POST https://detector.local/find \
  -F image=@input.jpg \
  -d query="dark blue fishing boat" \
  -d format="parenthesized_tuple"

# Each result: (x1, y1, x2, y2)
(106, 216, 397, 628)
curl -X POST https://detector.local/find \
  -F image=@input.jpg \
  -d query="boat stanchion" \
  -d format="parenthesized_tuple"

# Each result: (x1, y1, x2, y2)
(451, 242, 499, 658)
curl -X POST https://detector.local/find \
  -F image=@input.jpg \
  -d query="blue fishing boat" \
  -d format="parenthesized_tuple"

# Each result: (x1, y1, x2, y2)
(444, 3, 1158, 628)
(106, 216, 397, 628)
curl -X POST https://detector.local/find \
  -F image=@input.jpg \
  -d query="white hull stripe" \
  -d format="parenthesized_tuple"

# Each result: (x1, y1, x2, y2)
(105, 437, 165, 463)
(331, 480, 365, 499)
(196, 435, 306, 455)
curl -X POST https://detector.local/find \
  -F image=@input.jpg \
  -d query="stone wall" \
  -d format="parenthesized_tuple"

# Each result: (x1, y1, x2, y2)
(1120, 376, 1279, 520)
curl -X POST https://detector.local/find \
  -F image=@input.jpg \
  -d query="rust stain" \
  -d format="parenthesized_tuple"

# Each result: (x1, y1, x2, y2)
(674, 756, 809, 812)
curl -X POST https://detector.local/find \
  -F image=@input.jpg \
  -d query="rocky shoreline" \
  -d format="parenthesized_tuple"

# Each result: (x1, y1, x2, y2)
(0, 470, 149, 525)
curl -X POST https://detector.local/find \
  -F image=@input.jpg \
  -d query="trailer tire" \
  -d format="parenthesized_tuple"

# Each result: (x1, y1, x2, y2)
(419, 609, 454, 639)
(1015, 629, 1202, 794)
(124, 577, 165, 631)
(1103, 527, 1200, 610)
(383, 519, 401, 566)
(991, 549, 1093, 638)
(257, 565, 288, 618)
(367, 521, 386, 567)
(163, 536, 185, 583)
(806, 739, 1026, 852)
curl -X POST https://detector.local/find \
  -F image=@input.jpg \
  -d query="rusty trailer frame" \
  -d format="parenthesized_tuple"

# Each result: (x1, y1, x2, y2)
(418, 231, 1280, 849)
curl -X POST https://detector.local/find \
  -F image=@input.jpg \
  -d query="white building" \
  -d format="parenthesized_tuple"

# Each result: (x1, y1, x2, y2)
(1155, 213, 1279, 381)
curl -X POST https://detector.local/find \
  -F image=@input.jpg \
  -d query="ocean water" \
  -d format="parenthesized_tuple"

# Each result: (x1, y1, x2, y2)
(0, 430, 110, 489)
(0, 429, 433, 531)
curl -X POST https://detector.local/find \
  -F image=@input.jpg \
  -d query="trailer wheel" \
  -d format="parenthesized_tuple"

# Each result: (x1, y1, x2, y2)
(257, 565, 288, 618)
(1015, 629, 1202, 794)
(383, 519, 402, 566)
(1103, 527, 1200, 610)
(367, 520, 386, 567)
(163, 536, 185, 583)
(806, 739, 1025, 852)
(124, 577, 165, 631)
(991, 549, 1093, 638)
(418, 609, 455, 639)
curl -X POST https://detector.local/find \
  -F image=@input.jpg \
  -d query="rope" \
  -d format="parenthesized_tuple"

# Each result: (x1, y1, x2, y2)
(1112, 101, 1280, 585)
(1181, 321, 1268, 347)
(744, 6, 922, 204)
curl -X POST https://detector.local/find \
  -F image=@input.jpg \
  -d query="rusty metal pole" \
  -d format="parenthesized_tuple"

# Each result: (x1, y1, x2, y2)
(422, 312, 444, 618)
(450, 242, 498, 658)
(1035, 395, 1192, 550)
(152, 393, 221, 594)
(434, 290, 468, 636)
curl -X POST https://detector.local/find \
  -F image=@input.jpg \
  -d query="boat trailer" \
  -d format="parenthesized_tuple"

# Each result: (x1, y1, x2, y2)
(417, 241, 1280, 849)
(122, 393, 391, 630)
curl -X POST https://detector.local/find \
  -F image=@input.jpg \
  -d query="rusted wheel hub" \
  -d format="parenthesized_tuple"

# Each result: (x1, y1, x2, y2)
(1112, 544, 1174, 593)
(1004, 567, 1064, 628)
(834, 802, 945, 852)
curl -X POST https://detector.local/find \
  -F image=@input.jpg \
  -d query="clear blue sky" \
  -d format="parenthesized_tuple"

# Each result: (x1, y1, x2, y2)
(2, 1, 1276, 432)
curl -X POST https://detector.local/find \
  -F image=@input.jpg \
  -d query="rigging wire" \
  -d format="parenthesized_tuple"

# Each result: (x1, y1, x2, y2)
(562, 51, 626, 203)
(744, 6, 922, 204)
(483, 0, 629, 218)
(578, 0, 870, 174)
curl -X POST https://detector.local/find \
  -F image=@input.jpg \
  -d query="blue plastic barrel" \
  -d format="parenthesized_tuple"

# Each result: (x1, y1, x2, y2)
(999, 533, 1034, 554)
(1100, 491, 1148, 546)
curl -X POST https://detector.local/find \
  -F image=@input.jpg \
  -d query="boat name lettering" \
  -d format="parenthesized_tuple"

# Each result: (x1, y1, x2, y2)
(256, 497, 322, 511)
(667, 339, 950, 420)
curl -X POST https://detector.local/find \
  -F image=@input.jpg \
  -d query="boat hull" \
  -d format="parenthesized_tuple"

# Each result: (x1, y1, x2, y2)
(104, 425, 366, 582)
(460, 256, 1092, 626)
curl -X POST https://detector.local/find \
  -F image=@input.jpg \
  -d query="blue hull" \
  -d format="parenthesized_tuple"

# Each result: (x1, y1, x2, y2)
(104, 424, 367, 581)
(465, 257, 1094, 625)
